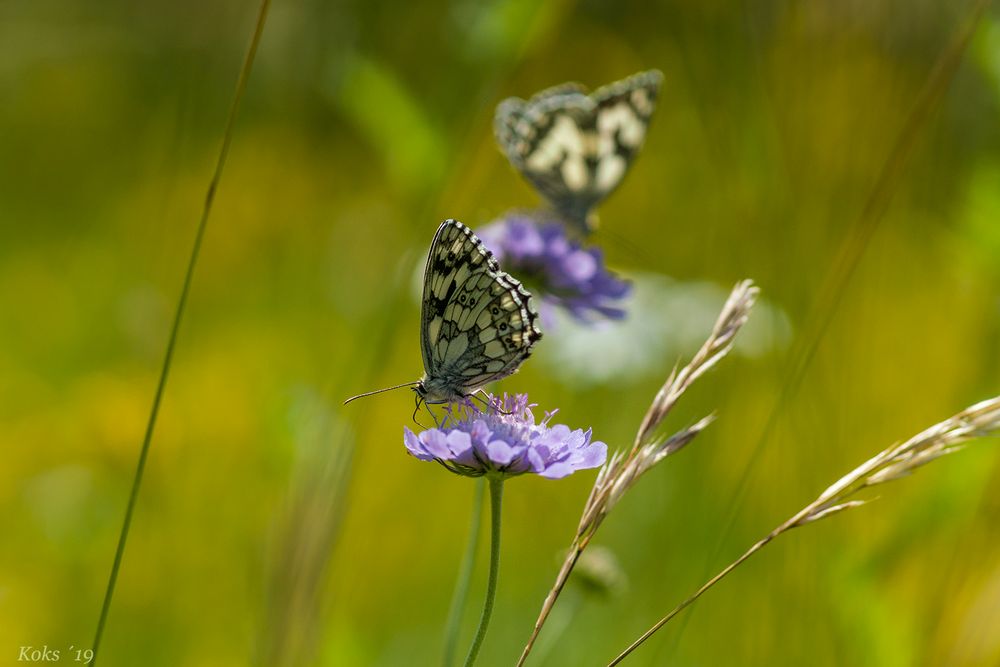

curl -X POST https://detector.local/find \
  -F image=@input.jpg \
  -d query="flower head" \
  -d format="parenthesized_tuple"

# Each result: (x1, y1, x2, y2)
(403, 394, 607, 479)
(476, 213, 630, 325)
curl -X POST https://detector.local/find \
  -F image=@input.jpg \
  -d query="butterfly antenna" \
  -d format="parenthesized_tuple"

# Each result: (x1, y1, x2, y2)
(344, 381, 421, 405)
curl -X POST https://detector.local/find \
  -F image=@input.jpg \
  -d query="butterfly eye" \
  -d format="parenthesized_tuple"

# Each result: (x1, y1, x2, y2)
(459, 295, 467, 304)
(499, 323, 507, 331)
(469, 298, 476, 306)
(491, 307, 500, 315)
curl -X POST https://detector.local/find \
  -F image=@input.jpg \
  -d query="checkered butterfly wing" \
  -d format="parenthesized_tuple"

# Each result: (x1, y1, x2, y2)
(419, 219, 542, 403)
(494, 70, 663, 232)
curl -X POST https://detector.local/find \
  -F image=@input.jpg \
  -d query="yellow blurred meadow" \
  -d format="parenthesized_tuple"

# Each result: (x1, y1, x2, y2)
(2, 0, 1000, 665)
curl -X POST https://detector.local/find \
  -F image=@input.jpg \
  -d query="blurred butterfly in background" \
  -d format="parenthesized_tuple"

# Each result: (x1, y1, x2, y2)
(345, 219, 542, 408)
(494, 70, 663, 234)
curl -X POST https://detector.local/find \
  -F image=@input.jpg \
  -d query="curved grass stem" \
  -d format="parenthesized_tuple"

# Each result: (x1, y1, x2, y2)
(667, 1, 991, 656)
(607, 531, 777, 666)
(90, 1, 272, 662)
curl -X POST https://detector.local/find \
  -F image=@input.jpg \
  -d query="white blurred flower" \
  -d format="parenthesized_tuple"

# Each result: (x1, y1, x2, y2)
(537, 273, 791, 386)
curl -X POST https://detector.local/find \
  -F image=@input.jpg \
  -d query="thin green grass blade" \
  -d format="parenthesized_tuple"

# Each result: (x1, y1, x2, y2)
(90, 1, 273, 661)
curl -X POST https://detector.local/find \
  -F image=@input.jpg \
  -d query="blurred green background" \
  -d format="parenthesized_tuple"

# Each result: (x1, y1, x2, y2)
(3, 0, 1000, 665)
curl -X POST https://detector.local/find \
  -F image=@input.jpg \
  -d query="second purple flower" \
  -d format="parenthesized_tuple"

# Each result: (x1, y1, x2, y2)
(476, 213, 631, 325)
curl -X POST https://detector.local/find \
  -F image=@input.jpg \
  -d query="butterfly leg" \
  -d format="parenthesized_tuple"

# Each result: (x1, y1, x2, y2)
(411, 394, 427, 429)
(411, 394, 445, 429)
(423, 399, 443, 427)
(472, 389, 511, 415)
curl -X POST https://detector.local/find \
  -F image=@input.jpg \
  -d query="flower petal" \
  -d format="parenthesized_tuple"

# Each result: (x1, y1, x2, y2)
(526, 446, 547, 474)
(564, 250, 598, 282)
(446, 430, 479, 468)
(577, 440, 608, 470)
(470, 419, 493, 447)
(404, 427, 435, 461)
(487, 439, 516, 466)
(419, 430, 453, 459)
(539, 462, 575, 479)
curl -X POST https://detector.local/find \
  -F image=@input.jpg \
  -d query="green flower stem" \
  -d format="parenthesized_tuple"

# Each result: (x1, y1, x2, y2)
(463, 476, 504, 667)
(90, 1, 271, 662)
(442, 478, 486, 667)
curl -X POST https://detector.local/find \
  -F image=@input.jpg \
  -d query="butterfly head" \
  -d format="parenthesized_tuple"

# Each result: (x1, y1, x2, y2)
(414, 376, 466, 405)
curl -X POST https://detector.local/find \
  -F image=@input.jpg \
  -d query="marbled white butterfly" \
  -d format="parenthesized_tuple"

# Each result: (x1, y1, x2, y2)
(345, 219, 542, 407)
(494, 70, 663, 233)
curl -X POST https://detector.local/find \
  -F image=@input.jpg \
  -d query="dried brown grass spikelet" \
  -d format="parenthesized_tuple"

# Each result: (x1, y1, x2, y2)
(515, 280, 759, 667)
(607, 396, 1000, 665)
(586, 280, 759, 537)
(800, 395, 1000, 525)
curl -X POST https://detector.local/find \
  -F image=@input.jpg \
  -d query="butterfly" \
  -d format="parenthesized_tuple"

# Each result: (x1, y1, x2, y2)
(345, 219, 542, 407)
(494, 70, 663, 234)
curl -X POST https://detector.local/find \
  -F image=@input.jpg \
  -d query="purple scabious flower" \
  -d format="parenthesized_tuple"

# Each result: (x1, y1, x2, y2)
(403, 394, 607, 479)
(476, 213, 631, 325)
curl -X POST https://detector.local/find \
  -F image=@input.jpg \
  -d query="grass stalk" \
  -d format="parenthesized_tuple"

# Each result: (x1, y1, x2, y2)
(669, 1, 991, 653)
(515, 281, 758, 666)
(608, 396, 1000, 665)
(90, 1, 272, 661)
